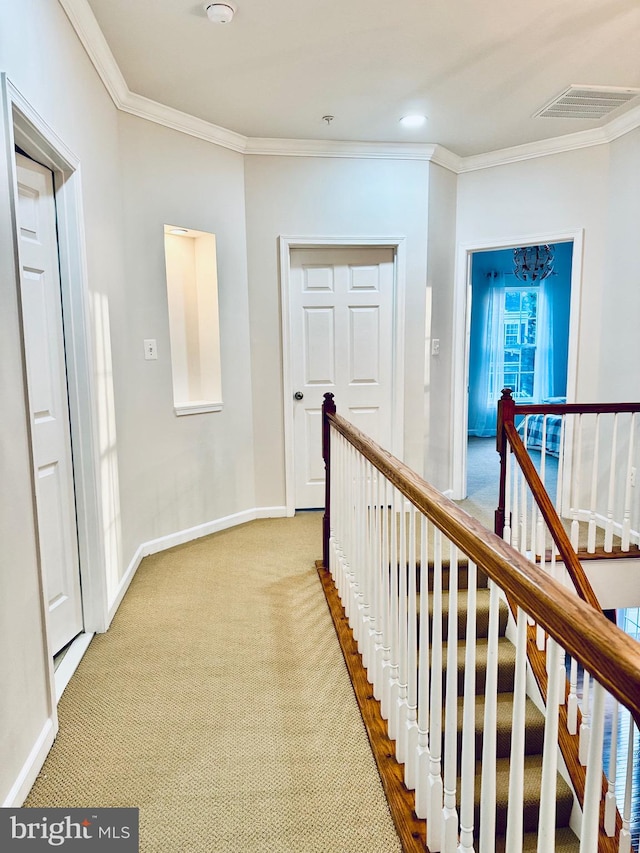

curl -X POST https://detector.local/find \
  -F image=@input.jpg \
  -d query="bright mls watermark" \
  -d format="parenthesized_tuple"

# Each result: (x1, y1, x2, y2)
(0, 809, 139, 850)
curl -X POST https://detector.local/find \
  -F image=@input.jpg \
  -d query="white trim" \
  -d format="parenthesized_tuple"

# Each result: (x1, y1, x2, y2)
(174, 401, 224, 416)
(5, 79, 110, 636)
(119, 90, 247, 154)
(57, 0, 129, 108)
(279, 235, 406, 514)
(1, 717, 57, 807)
(450, 229, 584, 500)
(55, 632, 94, 702)
(106, 505, 289, 625)
(57, 0, 640, 172)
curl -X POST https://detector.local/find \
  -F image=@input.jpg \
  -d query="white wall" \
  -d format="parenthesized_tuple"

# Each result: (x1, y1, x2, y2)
(0, 0, 125, 804)
(600, 127, 640, 398)
(244, 154, 430, 507)
(424, 163, 458, 489)
(456, 146, 611, 406)
(0, 0, 257, 805)
(116, 114, 256, 564)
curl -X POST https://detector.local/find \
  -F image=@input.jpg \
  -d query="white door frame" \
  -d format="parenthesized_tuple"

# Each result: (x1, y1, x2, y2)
(450, 228, 584, 500)
(279, 235, 407, 515)
(1, 79, 108, 657)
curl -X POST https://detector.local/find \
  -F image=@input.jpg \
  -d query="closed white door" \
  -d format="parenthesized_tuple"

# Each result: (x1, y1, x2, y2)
(290, 246, 395, 508)
(16, 153, 83, 655)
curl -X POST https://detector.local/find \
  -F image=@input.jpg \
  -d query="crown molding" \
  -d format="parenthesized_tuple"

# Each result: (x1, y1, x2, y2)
(245, 136, 463, 169)
(58, 0, 129, 107)
(120, 91, 248, 154)
(58, 0, 640, 175)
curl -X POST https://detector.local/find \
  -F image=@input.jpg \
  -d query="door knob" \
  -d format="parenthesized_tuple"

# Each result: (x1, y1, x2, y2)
(294, 391, 304, 400)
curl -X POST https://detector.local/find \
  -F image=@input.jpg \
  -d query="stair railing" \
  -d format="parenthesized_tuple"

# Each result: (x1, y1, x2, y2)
(322, 392, 640, 853)
(496, 388, 640, 851)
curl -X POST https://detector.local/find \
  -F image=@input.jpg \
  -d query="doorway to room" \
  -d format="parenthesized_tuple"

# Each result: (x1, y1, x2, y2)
(464, 240, 574, 512)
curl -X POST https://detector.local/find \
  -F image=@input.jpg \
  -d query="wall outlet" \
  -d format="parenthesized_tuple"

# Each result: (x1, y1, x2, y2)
(431, 338, 440, 356)
(144, 339, 158, 360)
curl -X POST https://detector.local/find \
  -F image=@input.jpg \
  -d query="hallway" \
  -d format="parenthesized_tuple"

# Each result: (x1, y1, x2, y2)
(26, 514, 401, 852)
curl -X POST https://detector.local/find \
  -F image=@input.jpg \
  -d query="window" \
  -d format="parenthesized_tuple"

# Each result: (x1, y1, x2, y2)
(163, 225, 222, 415)
(489, 287, 538, 401)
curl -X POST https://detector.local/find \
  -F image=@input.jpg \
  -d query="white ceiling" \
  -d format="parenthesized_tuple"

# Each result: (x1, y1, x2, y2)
(84, 0, 640, 158)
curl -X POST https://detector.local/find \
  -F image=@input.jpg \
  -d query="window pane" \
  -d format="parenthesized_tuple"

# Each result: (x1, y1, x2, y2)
(505, 291, 521, 312)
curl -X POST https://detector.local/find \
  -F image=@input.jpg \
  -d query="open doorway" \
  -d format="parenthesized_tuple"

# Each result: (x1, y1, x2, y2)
(464, 241, 573, 519)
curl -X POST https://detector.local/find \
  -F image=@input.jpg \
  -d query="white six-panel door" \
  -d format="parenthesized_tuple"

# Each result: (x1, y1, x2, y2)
(290, 246, 395, 508)
(16, 153, 83, 655)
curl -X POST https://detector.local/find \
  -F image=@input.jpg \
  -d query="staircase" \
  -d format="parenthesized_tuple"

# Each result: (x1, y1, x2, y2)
(427, 560, 581, 850)
(321, 393, 640, 853)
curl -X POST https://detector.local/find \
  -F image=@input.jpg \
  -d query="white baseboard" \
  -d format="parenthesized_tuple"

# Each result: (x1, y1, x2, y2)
(2, 717, 57, 807)
(55, 632, 94, 702)
(106, 505, 289, 625)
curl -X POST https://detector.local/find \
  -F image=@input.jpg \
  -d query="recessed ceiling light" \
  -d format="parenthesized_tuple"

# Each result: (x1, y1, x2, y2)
(399, 114, 427, 128)
(169, 228, 189, 235)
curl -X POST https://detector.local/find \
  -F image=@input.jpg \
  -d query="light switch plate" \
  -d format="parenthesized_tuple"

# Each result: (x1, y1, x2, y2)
(144, 339, 157, 360)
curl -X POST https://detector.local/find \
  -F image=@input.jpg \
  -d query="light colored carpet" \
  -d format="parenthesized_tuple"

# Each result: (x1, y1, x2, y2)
(25, 513, 401, 853)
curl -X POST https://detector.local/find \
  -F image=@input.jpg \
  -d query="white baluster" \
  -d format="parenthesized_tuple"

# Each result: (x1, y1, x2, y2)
(415, 515, 431, 820)
(361, 458, 373, 670)
(479, 580, 499, 853)
(505, 606, 527, 853)
(571, 415, 583, 549)
(622, 413, 636, 552)
(441, 544, 459, 852)
(511, 460, 520, 552)
(537, 638, 561, 853)
(371, 465, 383, 699)
(404, 503, 419, 789)
(504, 444, 512, 544)
(588, 414, 601, 553)
(580, 669, 591, 766)
(396, 498, 409, 763)
(567, 655, 579, 735)
(380, 477, 392, 720)
(555, 413, 566, 517)
(619, 712, 635, 853)
(605, 414, 619, 552)
(427, 528, 444, 853)
(579, 680, 606, 853)
(356, 455, 369, 660)
(387, 486, 400, 740)
(604, 696, 619, 837)
(458, 559, 477, 853)
(520, 459, 528, 558)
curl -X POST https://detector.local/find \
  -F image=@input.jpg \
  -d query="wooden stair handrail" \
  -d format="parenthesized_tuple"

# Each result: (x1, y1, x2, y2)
(322, 396, 640, 729)
(502, 419, 602, 610)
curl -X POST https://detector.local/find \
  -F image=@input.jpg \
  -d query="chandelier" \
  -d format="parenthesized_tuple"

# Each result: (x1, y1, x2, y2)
(513, 244, 554, 282)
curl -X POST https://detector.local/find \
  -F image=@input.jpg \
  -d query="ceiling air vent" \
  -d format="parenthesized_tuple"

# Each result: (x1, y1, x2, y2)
(535, 85, 640, 120)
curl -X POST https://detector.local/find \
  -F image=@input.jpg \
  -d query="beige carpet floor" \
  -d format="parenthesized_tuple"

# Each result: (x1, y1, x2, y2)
(26, 513, 401, 853)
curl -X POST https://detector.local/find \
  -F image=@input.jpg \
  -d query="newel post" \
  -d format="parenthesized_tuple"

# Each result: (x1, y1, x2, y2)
(495, 388, 515, 536)
(322, 392, 336, 570)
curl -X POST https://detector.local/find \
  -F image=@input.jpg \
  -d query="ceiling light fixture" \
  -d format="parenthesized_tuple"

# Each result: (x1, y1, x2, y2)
(169, 228, 189, 235)
(204, 2, 236, 24)
(399, 114, 427, 128)
(513, 244, 555, 282)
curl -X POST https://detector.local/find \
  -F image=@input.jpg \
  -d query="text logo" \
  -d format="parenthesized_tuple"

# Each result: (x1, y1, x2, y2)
(0, 809, 139, 851)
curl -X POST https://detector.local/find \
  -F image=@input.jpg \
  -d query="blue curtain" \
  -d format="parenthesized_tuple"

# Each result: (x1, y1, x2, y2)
(468, 272, 505, 436)
(468, 273, 557, 437)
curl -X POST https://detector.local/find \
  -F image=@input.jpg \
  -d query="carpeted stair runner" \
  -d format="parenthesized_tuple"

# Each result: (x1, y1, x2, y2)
(422, 559, 580, 850)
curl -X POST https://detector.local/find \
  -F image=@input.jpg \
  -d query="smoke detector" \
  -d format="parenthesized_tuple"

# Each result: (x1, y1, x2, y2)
(204, 3, 236, 24)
